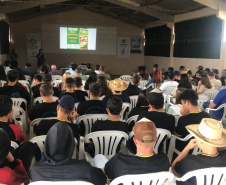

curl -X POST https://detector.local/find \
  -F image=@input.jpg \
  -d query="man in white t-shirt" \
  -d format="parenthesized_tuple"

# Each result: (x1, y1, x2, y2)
(160, 72, 178, 97)
(208, 72, 222, 88)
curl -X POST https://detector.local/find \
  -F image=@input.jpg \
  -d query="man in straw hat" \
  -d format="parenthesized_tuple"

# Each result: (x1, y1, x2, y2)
(102, 78, 131, 104)
(93, 118, 170, 181)
(172, 118, 226, 184)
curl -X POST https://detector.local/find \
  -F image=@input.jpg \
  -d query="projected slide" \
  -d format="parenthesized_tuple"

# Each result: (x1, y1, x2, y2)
(60, 27, 97, 50)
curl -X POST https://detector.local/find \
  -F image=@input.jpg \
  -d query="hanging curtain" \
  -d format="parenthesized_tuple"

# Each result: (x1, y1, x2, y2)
(173, 15, 222, 59)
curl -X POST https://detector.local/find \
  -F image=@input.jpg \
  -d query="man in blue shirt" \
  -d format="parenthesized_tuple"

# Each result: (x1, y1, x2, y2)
(21, 63, 34, 77)
(209, 89, 226, 120)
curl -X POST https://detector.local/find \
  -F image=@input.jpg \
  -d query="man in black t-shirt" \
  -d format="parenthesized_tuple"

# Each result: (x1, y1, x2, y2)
(0, 70, 30, 105)
(77, 82, 106, 116)
(33, 74, 60, 98)
(93, 118, 170, 181)
(31, 74, 43, 94)
(33, 95, 79, 141)
(102, 78, 130, 105)
(59, 77, 86, 103)
(172, 118, 226, 185)
(29, 83, 58, 123)
(92, 96, 128, 133)
(122, 74, 142, 96)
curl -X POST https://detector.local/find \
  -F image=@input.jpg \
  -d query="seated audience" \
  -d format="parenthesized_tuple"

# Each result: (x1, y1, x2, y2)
(31, 74, 43, 93)
(77, 82, 107, 117)
(97, 65, 111, 80)
(29, 122, 106, 185)
(21, 63, 34, 77)
(82, 63, 92, 75)
(187, 70, 197, 86)
(92, 96, 128, 133)
(0, 95, 26, 142)
(197, 74, 214, 94)
(213, 68, 220, 80)
(204, 67, 210, 74)
(160, 72, 178, 97)
(0, 70, 30, 105)
(97, 76, 112, 96)
(208, 88, 226, 121)
(0, 64, 7, 81)
(59, 77, 86, 103)
(172, 118, 226, 185)
(4, 60, 12, 75)
(33, 74, 60, 98)
(29, 83, 58, 123)
(194, 71, 203, 85)
(175, 90, 210, 139)
(93, 118, 170, 181)
(15, 67, 26, 80)
(179, 66, 186, 74)
(84, 72, 97, 91)
(74, 67, 88, 80)
(168, 67, 174, 72)
(145, 69, 163, 89)
(94, 64, 100, 74)
(102, 78, 130, 104)
(195, 65, 204, 78)
(207, 71, 222, 88)
(65, 63, 77, 76)
(174, 71, 181, 83)
(123, 74, 142, 96)
(220, 69, 226, 86)
(33, 95, 79, 141)
(39, 64, 49, 75)
(139, 67, 149, 80)
(49, 64, 62, 76)
(0, 130, 36, 185)
(58, 72, 72, 92)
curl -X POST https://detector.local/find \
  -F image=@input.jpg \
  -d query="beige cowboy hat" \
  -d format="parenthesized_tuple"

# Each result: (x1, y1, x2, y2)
(186, 118, 226, 147)
(107, 78, 128, 91)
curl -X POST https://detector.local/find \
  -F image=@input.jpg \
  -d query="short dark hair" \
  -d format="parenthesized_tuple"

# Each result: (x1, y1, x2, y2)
(40, 83, 53, 96)
(4, 60, 10, 67)
(71, 64, 77, 71)
(43, 74, 52, 82)
(196, 71, 203, 77)
(66, 78, 75, 89)
(168, 72, 175, 80)
(0, 96, 13, 117)
(89, 82, 101, 97)
(179, 66, 186, 71)
(100, 65, 106, 72)
(179, 89, 198, 106)
(59, 106, 71, 115)
(86, 63, 91, 69)
(187, 70, 192, 76)
(76, 67, 82, 74)
(7, 70, 19, 82)
(95, 65, 100, 70)
(213, 69, 219, 75)
(40, 64, 48, 74)
(168, 67, 174, 72)
(107, 96, 122, 115)
(204, 68, 210, 73)
(136, 90, 149, 107)
(26, 63, 31, 68)
(34, 74, 42, 82)
(153, 64, 158, 69)
(132, 74, 141, 85)
(174, 71, 180, 77)
(148, 92, 164, 109)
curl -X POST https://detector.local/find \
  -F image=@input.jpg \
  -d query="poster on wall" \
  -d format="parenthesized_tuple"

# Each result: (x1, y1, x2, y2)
(131, 37, 142, 53)
(117, 37, 130, 58)
(26, 34, 41, 65)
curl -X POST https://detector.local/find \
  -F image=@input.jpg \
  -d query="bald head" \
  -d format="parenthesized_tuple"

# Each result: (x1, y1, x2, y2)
(51, 64, 57, 70)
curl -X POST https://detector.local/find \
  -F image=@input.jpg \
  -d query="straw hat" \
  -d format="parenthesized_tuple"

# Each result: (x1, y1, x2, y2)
(108, 78, 128, 91)
(186, 118, 226, 147)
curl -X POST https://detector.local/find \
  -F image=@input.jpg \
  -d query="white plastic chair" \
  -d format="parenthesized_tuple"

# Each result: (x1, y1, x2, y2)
(12, 106, 27, 133)
(129, 128, 171, 154)
(110, 171, 175, 185)
(11, 98, 27, 110)
(0, 80, 7, 87)
(198, 94, 209, 109)
(51, 75, 62, 81)
(203, 89, 219, 101)
(24, 75, 32, 83)
(11, 141, 19, 149)
(139, 80, 148, 90)
(120, 102, 131, 121)
(126, 115, 139, 125)
(29, 181, 94, 185)
(206, 103, 226, 125)
(164, 87, 177, 111)
(220, 86, 226, 90)
(168, 134, 201, 163)
(79, 131, 128, 164)
(76, 114, 109, 136)
(119, 75, 132, 82)
(99, 95, 105, 100)
(19, 80, 30, 93)
(29, 117, 56, 139)
(129, 95, 138, 109)
(176, 167, 226, 185)
(33, 96, 59, 104)
(52, 80, 62, 87)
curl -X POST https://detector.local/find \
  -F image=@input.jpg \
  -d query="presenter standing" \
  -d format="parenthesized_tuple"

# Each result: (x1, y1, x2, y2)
(36, 49, 45, 67)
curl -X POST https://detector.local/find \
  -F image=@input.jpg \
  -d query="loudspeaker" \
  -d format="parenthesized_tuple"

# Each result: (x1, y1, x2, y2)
(0, 21, 9, 54)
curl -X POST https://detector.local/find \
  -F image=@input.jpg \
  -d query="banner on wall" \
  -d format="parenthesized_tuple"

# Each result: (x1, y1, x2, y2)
(26, 34, 41, 65)
(117, 37, 130, 58)
(131, 37, 142, 53)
